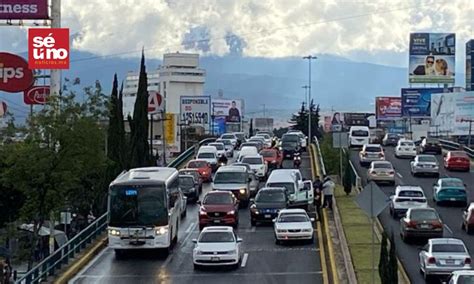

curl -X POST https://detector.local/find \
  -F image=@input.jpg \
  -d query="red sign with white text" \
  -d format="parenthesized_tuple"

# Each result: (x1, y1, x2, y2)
(28, 28, 69, 69)
(0, 52, 34, 93)
(375, 97, 402, 120)
(0, 0, 48, 20)
(24, 85, 49, 105)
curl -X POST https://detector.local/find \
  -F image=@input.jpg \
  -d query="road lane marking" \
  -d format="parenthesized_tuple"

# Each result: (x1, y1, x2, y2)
(396, 172, 403, 178)
(241, 253, 249, 267)
(444, 224, 453, 235)
(69, 247, 110, 283)
(185, 222, 194, 234)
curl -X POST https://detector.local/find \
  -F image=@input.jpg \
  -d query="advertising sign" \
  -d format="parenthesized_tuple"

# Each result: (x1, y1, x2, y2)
(0, 52, 34, 93)
(211, 99, 242, 123)
(375, 97, 402, 120)
(467, 40, 473, 91)
(28, 28, 70, 69)
(165, 113, 175, 146)
(180, 96, 211, 131)
(148, 91, 163, 114)
(431, 92, 474, 135)
(0, 102, 7, 117)
(0, 0, 48, 19)
(212, 117, 226, 136)
(323, 116, 332, 132)
(23, 85, 49, 105)
(409, 33, 455, 84)
(401, 88, 446, 117)
(343, 112, 373, 127)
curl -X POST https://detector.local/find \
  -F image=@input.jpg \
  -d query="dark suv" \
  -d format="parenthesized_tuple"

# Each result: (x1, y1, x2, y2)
(420, 137, 442, 154)
(281, 134, 301, 159)
(250, 187, 288, 226)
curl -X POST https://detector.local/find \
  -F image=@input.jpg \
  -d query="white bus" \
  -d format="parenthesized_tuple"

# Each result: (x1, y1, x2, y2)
(107, 167, 182, 257)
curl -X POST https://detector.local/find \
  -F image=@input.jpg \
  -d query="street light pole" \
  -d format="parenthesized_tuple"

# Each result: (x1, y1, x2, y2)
(302, 85, 309, 108)
(303, 55, 317, 142)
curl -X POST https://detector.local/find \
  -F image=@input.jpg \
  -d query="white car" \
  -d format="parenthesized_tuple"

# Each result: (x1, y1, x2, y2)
(209, 142, 226, 158)
(255, 134, 272, 148)
(241, 155, 268, 180)
(394, 139, 417, 158)
(220, 133, 238, 147)
(419, 238, 472, 281)
(192, 226, 242, 269)
(273, 209, 315, 244)
(216, 139, 234, 157)
(410, 154, 440, 177)
(389, 186, 428, 218)
(448, 270, 474, 283)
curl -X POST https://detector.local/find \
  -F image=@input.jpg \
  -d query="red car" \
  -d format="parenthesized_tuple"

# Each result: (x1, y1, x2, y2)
(444, 151, 471, 172)
(187, 159, 212, 182)
(198, 191, 239, 230)
(462, 202, 474, 234)
(260, 148, 282, 169)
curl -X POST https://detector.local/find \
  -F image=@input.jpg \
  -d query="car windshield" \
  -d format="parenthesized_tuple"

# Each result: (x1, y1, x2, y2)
(221, 134, 235, 139)
(399, 190, 423, 197)
(242, 157, 263, 165)
(220, 140, 232, 145)
(365, 146, 382, 152)
(388, 134, 398, 138)
(199, 231, 235, 243)
(458, 275, 474, 283)
(188, 161, 207, 168)
(203, 194, 233, 204)
(180, 170, 199, 178)
(179, 177, 194, 186)
(400, 142, 414, 147)
(256, 191, 286, 203)
(410, 210, 438, 220)
(266, 182, 294, 194)
(197, 153, 215, 159)
(352, 130, 369, 137)
(256, 134, 270, 139)
(282, 135, 299, 142)
(418, 156, 437, 162)
(210, 144, 224, 150)
(282, 141, 297, 147)
(234, 133, 245, 140)
(441, 179, 464, 187)
(279, 214, 308, 223)
(451, 151, 468, 158)
(373, 163, 392, 169)
(261, 151, 276, 158)
(431, 244, 466, 253)
(214, 172, 247, 184)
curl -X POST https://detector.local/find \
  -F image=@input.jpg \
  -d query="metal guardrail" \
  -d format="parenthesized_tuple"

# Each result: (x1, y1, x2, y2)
(314, 138, 327, 176)
(438, 139, 474, 158)
(16, 137, 217, 284)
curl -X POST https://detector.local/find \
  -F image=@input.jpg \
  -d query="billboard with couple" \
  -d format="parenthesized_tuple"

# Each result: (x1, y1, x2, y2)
(409, 33, 455, 84)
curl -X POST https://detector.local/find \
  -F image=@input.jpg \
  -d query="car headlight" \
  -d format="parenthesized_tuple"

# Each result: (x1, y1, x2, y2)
(199, 208, 207, 215)
(155, 225, 169, 235)
(228, 249, 237, 254)
(277, 229, 287, 233)
(271, 160, 277, 163)
(109, 229, 120, 236)
(195, 249, 203, 255)
(202, 171, 207, 175)
(227, 210, 235, 215)
(239, 188, 246, 194)
(302, 228, 313, 232)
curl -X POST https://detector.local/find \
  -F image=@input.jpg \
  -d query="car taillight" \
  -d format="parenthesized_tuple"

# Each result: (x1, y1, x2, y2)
(388, 171, 395, 175)
(406, 220, 417, 228)
(362, 152, 367, 157)
(427, 257, 436, 264)
(465, 258, 471, 265)
(379, 153, 384, 158)
(416, 198, 427, 203)
(431, 221, 443, 229)
(370, 171, 376, 174)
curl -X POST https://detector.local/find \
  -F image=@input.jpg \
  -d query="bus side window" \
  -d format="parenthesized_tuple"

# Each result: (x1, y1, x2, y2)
(168, 178, 179, 209)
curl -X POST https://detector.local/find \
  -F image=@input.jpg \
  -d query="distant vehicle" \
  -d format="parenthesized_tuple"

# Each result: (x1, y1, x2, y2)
(198, 191, 239, 230)
(462, 203, 474, 234)
(382, 133, 401, 146)
(179, 188, 188, 218)
(358, 144, 385, 166)
(186, 159, 212, 182)
(209, 142, 226, 158)
(287, 130, 307, 151)
(254, 134, 272, 148)
(233, 132, 247, 147)
(432, 178, 467, 206)
(389, 185, 428, 218)
(241, 155, 268, 180)
(399, 207, 443, 242)
(280, 134, 302, 159)
(179, 174, 200, 202)
(192, 226, 242, 269)
(249, 137, 267, 149)
(212, 166, 252, 207)
(240, 141, 262, 152)
(237, 146, 259, 162)
(419, 238, 472, 281)
(220, 133, 238, 147)
(266, 169, 313, 211)
(107, 167, 182, 257)
(273, 209, 315, 244)
(369, 128, 385, 144)
(444, 151, 471, 172)
(410, 154, 440, 177)
(256, 131, 273, 137)
(349, 126, 370, 148)
(179, 168, 203, 192)
(420, 137, 442, 154)
(231, 162, 260, 196)
(448, 270, 474, 284)
(197, 146, 218, 171)
(366, 161, 395, 185)
(260, 148, 283, 169)
(216, 138, 234, 157)
(394, 139, 417, 158)
(250, 187, 288, 226)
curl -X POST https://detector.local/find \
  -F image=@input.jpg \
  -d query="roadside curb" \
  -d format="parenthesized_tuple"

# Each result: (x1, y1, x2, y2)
(53, 236, 108, 284)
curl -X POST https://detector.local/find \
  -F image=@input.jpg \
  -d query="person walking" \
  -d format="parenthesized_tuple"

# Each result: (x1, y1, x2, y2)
(313, 176, 323, 220)
(322, 176, 335, 210)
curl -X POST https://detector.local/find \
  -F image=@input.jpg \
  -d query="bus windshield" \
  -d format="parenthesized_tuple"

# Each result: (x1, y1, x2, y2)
(109, 186, 168, 227)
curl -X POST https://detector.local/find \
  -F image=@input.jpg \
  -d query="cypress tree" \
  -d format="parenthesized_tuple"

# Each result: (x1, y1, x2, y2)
(106, 74, 120, 166)
(129, 50, 151, 168)
(389, 232, 399, 283)
(249, 118, 253, 137)
(378, 232, 389, 284)
(117, 82, 128, 169)
(343, 150, 352, 195)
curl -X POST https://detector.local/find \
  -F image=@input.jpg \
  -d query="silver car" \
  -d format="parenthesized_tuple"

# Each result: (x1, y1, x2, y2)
(367, 161, 395, 185)
(359, 144, 385, 166)
(419, 238, 472, 281)
(410, 154, 440, 177)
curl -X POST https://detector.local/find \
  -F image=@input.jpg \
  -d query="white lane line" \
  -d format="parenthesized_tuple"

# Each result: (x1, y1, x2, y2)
(69, 247, 110, 283)
(396, 172, 403, 178)
(185, 222, 194, 234)
(182, 222, 197, 244)
(241, 253, 249, 267)
(444, 224, 453, 235)
(251, 226, 256, 233)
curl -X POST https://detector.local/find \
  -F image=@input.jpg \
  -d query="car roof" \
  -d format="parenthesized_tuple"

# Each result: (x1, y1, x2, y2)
(258, 187, 286, 193)
(416, 154, 436, 158)
(205, 190, 232, 196)
(364, 144, 382, 148)
(398, 139, 414, 143)
(209, 142, 224, 145)
(279, 208, 307, 214)
(439, 177, 463, 182)
(429, 238, 465, 245)
(395, 185, 423, 193)
(371, 161, 392, 166)
(216, 165, 247, 173)
(241, 155, 263, 159)
(201, 226, 234, 233)
(179, 174, 194, 179)
(188, 159, 208, 164)
(449, 151, 468, 156)
(179, 168, 199, 172)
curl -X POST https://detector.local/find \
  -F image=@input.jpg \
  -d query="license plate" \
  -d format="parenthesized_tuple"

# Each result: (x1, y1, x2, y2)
(450, 198, 456, 201)
(213, 220, 221, 224)
(211, 257, 220, 261)
(420, 224, 430, 229)
(446, 259, 454, 264)
(264, 214, 271, 218)
(404, 148, 409, 151)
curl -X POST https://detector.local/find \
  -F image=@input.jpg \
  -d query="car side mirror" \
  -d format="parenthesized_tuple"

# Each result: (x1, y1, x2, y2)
(196, 201, 201, 205)
(236, 238, 243, 243)
(192, 239, 197, 243)
(249, 198, 255, 204)
(272, 218, 277, 223)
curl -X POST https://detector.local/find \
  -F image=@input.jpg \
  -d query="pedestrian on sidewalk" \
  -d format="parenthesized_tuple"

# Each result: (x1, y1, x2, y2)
(313, 176, 323, 220)
(322, 176, 335, 210)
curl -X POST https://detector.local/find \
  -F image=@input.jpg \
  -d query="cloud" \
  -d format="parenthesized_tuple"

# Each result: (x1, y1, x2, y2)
(0, 0, 473, 61)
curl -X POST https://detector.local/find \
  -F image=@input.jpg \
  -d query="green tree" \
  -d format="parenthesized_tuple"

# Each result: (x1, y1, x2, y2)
(378, 232, 389, 284)
(289, 101, 321, 139)
(107, 74, 128, 172)
(342, 150, 352, 195)
(129, 51, 151, 168)
(249, 118, 253, 137)
(389, 231, 399, 283)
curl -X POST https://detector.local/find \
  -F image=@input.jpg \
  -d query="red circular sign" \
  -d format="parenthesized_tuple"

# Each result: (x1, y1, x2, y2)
(0, 52, 34, 93)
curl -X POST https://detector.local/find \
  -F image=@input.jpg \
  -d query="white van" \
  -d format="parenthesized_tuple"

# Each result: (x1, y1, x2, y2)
(197, 146, 218, 171)
(349, 126, 370, 148)
(237, 146, 259, 162)
(266, 169, 313, 211)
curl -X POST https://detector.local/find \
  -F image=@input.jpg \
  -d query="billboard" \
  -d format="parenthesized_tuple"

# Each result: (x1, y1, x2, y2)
(375, 97, 402, 120)
(28, 28, 70, 69)
(431, 92, 474, 135)
(211, 99, 242, 123)
(24, 85, 49, 105)
(180, 96, 211, 131)
(401, 88, 446, 117)
(409, 33, 455, 84)
(0, 0, 48, 19)
(467, 40, 473, 91)
(323, 116, 332, 132)
(343, 112, 374, 127)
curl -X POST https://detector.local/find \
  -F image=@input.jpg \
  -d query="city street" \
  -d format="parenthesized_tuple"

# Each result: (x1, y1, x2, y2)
(70, 153, 322, 284)
(349, 147, 474, 283)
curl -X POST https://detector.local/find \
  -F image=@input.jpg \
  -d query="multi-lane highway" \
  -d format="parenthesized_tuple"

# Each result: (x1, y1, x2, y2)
(349, 147, 474, 283)
(70, 153, 323, 284)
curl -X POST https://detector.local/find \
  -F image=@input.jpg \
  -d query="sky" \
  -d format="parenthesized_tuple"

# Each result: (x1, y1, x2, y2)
(1, 0, 474, 67)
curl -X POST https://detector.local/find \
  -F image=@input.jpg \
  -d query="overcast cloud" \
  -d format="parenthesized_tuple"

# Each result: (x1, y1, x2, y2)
(0, 0, 473, 66)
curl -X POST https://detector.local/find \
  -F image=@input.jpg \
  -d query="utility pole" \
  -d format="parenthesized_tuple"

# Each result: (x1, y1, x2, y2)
(302, 85, 309, 107)
(303, 55, 317, 142)
(461, 118, 473, 147)
(50, 0, 61, 100)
